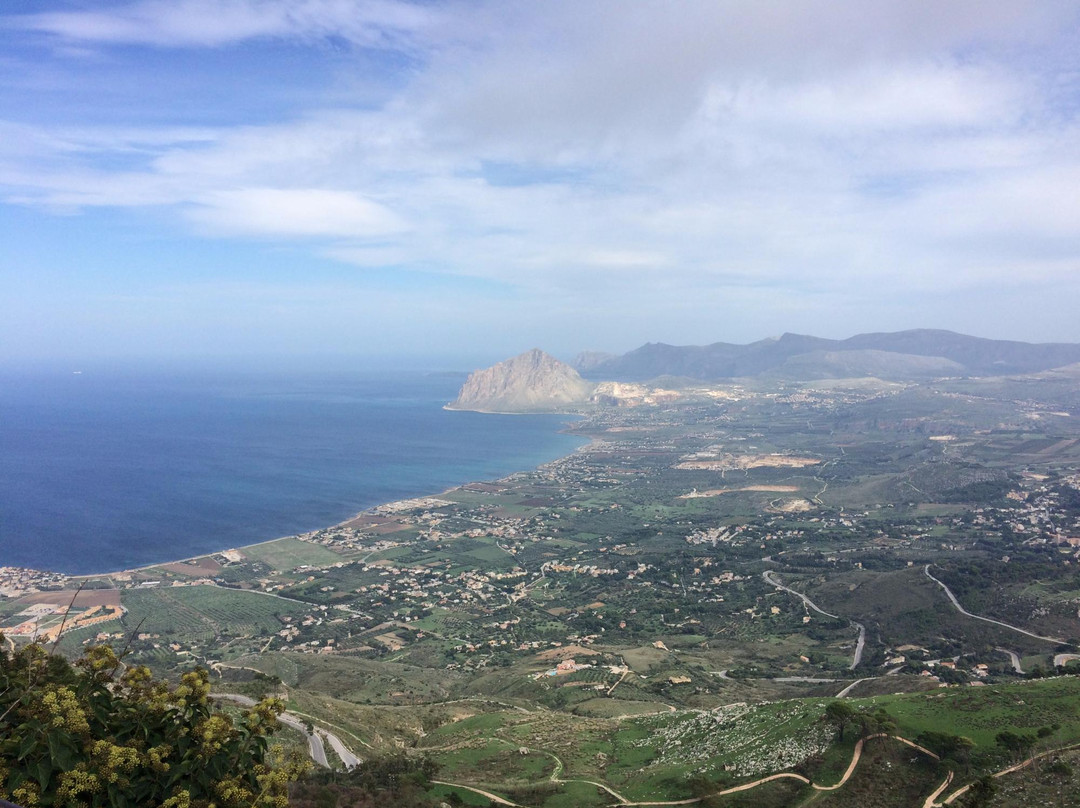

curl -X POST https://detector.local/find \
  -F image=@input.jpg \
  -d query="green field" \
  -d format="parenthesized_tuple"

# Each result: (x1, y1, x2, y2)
(118, 585, 311, 642)
(240, 538, 345, 571)
(872, 677, 1080, 748)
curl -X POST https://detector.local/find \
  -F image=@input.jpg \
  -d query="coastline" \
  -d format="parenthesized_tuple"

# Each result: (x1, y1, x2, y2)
(443, 403, 591, 416)
(7, 412, 593, 585)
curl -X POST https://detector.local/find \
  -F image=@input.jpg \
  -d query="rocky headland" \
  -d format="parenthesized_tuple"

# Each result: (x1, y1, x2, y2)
(448, 348, 595, 413)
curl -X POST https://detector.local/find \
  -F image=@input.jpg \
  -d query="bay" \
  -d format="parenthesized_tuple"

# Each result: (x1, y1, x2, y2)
(0, 366, 583, 574)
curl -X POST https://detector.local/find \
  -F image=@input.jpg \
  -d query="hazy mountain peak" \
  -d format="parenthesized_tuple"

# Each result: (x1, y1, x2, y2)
(449, 349, 594, 412)
(581, 330, 1080, 382)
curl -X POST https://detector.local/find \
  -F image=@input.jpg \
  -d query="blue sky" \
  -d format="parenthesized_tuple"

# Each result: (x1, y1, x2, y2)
(2, 0, 1079, 364)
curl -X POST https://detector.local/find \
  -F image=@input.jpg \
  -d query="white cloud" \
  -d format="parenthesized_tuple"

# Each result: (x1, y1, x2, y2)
(188, 188, 408, 237)
(2, 0, 1080, 347)
(708, 65, 1024, 133)
(13, 0, 439, 49)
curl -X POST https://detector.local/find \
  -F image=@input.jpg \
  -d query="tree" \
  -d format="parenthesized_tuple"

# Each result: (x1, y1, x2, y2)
(0, 638, 309, 807)
(917, 731, 975, 764)
(961, 775, 998, 807)
(995, 730, 1035, 760)
(824, 701, 856, 741)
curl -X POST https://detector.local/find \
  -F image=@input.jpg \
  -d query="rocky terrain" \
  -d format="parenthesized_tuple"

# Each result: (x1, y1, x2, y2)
(448, 348, 594, 412)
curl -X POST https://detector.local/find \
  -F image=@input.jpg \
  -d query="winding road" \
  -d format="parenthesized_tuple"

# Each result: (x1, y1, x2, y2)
(996, 648, 1024, 674)
(214, 693, 359, 770)
(763, 571, 866, 669)
(924, 565, 1066, 644)
(319, 728, 362, 769)
(763, 571, 839, 619)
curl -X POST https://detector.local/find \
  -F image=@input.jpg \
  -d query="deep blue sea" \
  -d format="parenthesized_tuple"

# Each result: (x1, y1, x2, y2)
(0, 367, 584, 575)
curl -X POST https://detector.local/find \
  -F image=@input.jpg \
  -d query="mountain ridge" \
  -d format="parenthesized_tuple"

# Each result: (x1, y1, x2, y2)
(578, 329, 1080, 381)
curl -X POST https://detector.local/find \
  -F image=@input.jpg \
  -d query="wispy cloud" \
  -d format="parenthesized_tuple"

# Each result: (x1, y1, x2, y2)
(11, 0, 440, 49)
(188, 188, 408, 237)
(2, 0, 1079, 354)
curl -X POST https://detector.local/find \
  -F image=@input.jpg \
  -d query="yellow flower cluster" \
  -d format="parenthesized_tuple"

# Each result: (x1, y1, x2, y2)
(77, 644, 118, 675)
(251, 753, 307, 808)
(39, 686, 90, 735)
(89, 740, 141, 784)
(245, 697, 285, 736)
(120, 664, 173, 712)
(160, 788, 192, 808)
(194, 713, 236, 759)
(3, 643, 306, 808)
(173, 669, 212, 708)
(10, 780, 40, 807)
(146, 743, 173, 773)
(213, 774, 257, 806)
(55, 766, 101, 807)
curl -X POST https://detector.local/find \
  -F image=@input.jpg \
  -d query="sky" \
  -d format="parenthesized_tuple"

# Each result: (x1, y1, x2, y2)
(1, 0, 1079, 365)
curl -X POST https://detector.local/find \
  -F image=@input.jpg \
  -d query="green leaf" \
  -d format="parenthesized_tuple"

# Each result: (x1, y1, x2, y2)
(46, 731, 76, 771)
(33, 759, 52, 791)
(17, 730, 40, 760)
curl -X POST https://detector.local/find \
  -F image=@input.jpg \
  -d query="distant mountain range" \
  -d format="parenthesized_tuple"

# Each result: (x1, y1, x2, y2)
(448, 331, 1080, 414)
(574, 329, 1080, 382)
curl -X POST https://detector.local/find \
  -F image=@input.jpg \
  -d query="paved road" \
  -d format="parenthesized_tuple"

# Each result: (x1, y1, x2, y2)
(279, 713, 329, 768)
(214, 693, 359, 769)
(763, 571, 865, 669)
(851, 622, 866, 670)
(319, 729, 361, 769)
(924, 565, 1066, 644)
(773, 676, 841, 683)
(997, 648, 1024, 674)
(835, 678, 869, 698)
(763, 571, 839, 618)
(1055, 653, 1080, 667)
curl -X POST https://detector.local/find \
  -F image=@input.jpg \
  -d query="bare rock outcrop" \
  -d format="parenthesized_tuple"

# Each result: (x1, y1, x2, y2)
(449, 349, 595, 413)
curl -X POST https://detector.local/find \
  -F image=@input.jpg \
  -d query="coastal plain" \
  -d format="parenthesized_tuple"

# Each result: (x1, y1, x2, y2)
(4, 369, 1080, 806)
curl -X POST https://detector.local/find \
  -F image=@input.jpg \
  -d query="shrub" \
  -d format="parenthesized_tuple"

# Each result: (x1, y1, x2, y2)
(0, 637, 308, 807)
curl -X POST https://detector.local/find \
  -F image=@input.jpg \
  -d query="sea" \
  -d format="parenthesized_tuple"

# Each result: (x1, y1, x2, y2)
(0, 364, 585, 575)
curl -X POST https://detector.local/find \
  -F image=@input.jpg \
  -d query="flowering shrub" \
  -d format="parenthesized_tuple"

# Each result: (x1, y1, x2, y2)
(0, 638, 309, 807)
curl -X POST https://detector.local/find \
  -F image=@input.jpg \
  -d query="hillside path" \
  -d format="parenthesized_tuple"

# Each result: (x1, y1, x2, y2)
(618, 734, 938, 806)
(938, 741, 1080, 806)
(431, 780, 521, 806)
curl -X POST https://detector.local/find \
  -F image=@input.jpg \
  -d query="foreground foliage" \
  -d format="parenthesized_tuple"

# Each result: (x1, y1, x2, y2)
(0, 637, 308, 807)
